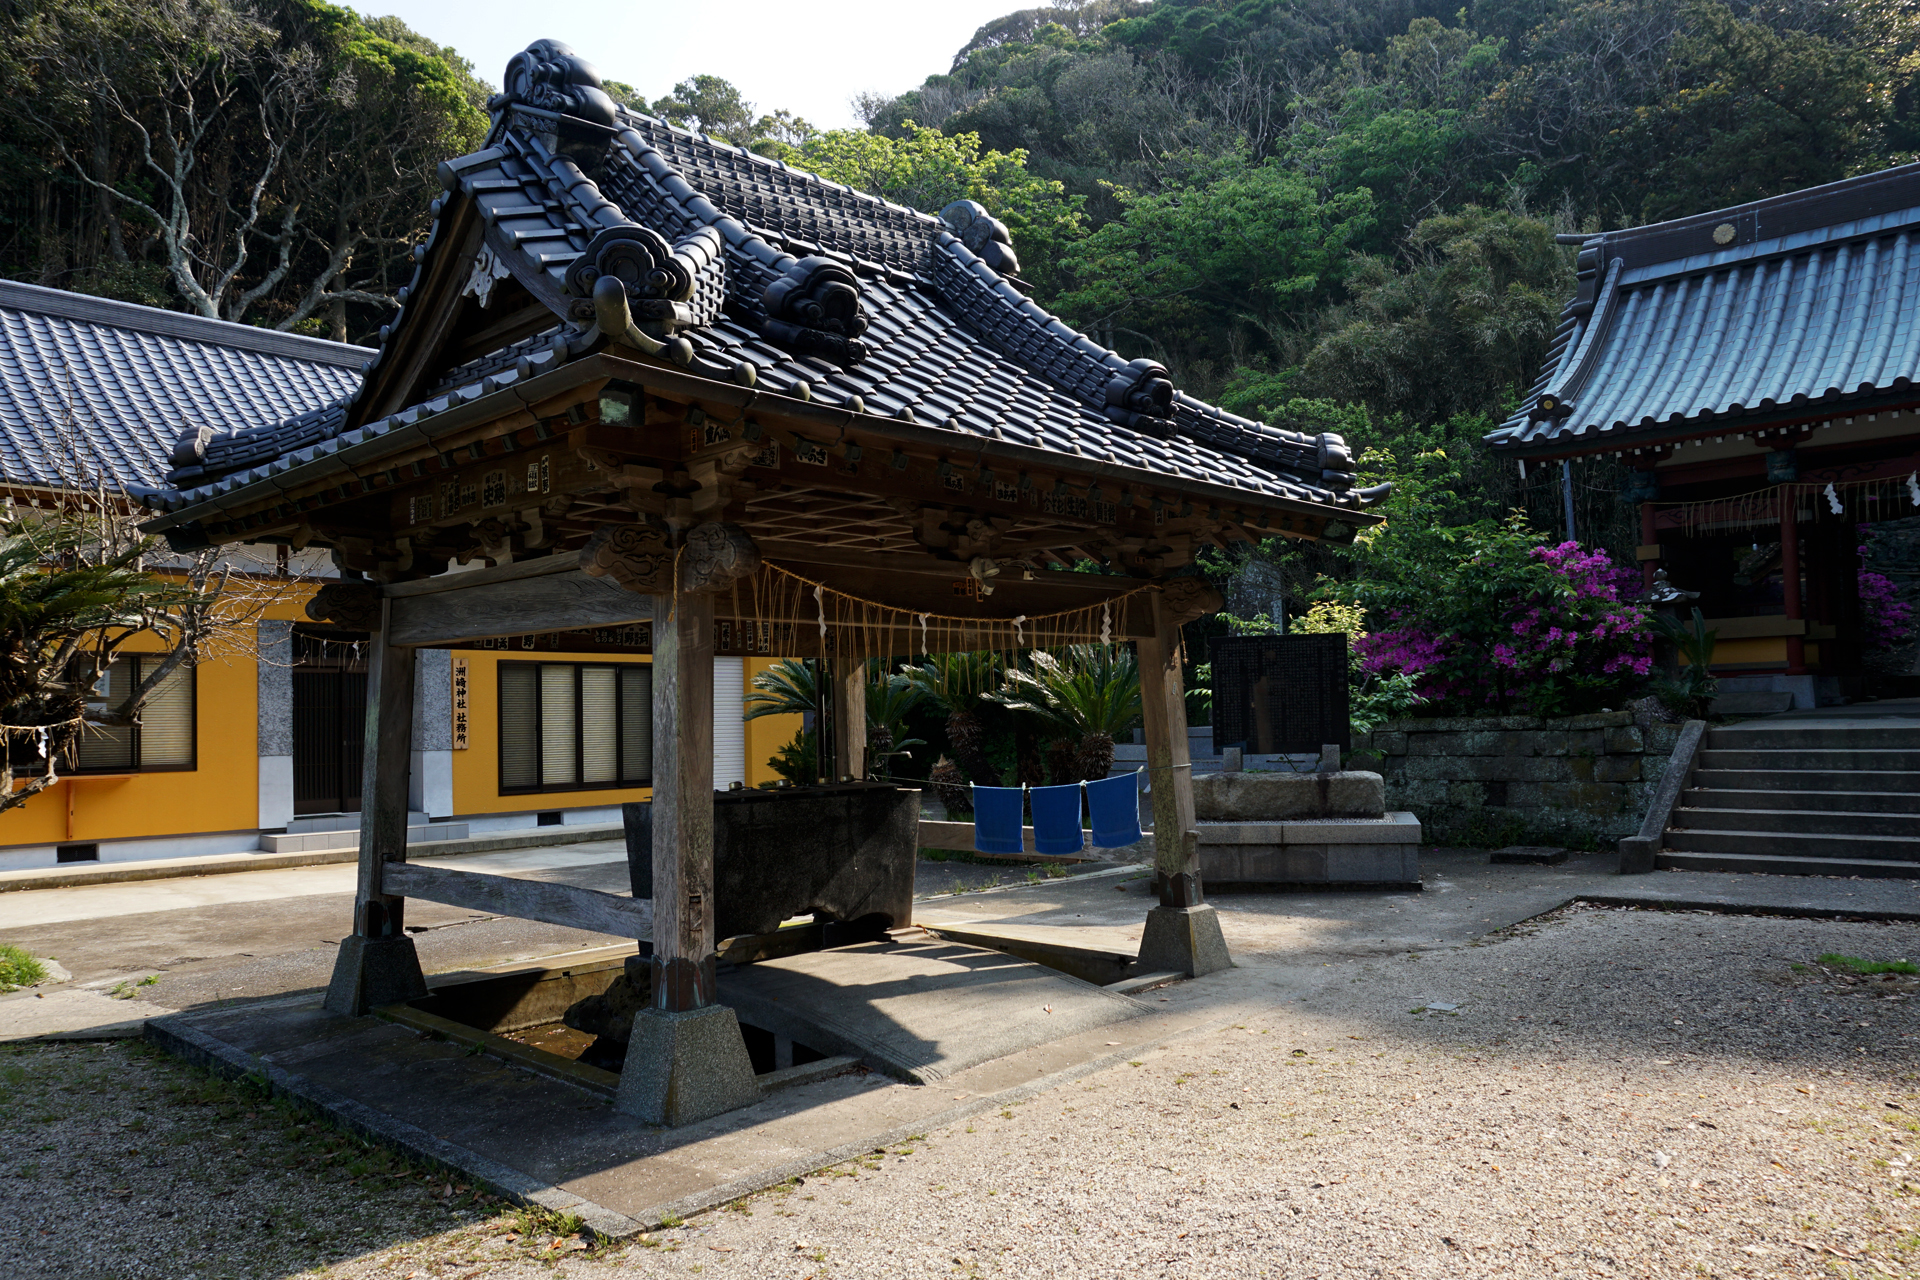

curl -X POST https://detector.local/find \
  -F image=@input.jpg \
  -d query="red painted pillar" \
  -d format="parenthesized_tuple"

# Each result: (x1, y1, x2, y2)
(1781, 490, 1806, 674)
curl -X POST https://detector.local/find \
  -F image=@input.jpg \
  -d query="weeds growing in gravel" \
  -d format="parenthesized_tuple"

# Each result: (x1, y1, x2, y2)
(1821, 953, 1920, 976)
(0, 944, 45, 990)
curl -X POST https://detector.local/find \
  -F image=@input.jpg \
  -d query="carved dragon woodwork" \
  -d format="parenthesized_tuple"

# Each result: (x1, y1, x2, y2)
(307, 582, 382, 631)
(579, 523, 672, 594)
(940, 200, 1022, 279)
(489, 39, 617, 128)
(760, 257, 869, 366)
(680, 523, 760, 594)
(1158, 576, 1225, 626)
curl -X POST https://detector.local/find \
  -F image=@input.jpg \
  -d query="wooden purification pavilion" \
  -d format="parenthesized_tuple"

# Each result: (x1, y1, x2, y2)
(132, 40, 1387, 1123)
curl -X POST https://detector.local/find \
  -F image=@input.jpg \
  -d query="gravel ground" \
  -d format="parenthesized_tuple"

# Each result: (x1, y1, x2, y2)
(6, 904, 1920, 1279)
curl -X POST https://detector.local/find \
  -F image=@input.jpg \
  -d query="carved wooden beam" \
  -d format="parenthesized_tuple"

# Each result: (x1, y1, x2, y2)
(579, 522, 672, 593)
(307, 582, 382, 630)
(1158, 576, 1225, 626)
(681, 523, 760, 593)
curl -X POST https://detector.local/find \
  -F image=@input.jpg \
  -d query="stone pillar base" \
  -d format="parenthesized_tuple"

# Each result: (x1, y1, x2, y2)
(1137, 904, 1233, 978)
(616, 1005, 761, 1126)
(323, 935, 428, 1017)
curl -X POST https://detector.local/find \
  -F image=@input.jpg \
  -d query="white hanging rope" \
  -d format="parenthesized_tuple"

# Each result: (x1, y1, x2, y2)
(1101, 600, 1112, 646)
(1908, 471, 1919, 506)
(1012, 615, 1026, 645)
(813, 584, 827, 639)
(918, 612, 929, 655)
(1824, 482, 1843, 515)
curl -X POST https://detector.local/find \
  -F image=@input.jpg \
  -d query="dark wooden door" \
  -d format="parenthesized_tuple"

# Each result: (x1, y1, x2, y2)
(292, 628, 369, 816)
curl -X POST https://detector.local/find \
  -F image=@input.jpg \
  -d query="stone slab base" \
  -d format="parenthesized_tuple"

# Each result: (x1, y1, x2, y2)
(323, 935, 428, 1017)
(1197, 812, 1421, 889)
(1200, 842, 1420, 885)
(1137, 904, 1232, 977)
(617, 1005, 762, 1127)
(1491, 845, 1570, 865)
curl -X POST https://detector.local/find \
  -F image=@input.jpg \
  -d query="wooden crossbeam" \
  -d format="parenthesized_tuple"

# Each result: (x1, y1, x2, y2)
(382, 863, 655, 940)
(387, 567, 653, 646)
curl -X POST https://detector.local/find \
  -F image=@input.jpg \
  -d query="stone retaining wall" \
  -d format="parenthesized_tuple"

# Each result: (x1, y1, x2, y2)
(1350, 712, 1683, 847)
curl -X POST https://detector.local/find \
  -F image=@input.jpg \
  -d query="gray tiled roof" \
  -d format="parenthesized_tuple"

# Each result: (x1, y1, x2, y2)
(137, 61, 1378, 516)
(1488, 163, 1920, 455)
(0, 280, 366, 490)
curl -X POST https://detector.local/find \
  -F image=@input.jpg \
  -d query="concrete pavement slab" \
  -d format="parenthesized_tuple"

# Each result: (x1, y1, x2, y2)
(0, 986, 175, 1041)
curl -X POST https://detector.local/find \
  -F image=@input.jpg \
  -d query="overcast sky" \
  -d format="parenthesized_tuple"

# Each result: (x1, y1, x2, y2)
(366, 0, 1030, 129)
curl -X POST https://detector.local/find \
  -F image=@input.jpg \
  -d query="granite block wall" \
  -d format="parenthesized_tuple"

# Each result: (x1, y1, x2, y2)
(1350, 712, 1682, 846)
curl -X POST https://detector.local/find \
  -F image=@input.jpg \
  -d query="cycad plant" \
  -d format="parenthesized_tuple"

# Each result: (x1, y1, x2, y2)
(990, 646, 1142, 782)
(746, 658, 929, 781)
(742, 657, 822, 722)
(901, 650, 1003, 784)
(1649, 608, 1719, 718)
(863, 672, 927, 780)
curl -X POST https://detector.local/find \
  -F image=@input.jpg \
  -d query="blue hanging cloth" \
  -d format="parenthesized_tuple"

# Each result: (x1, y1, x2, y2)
(1028, 783, 1086, 855)
(1085, 771, 1144, 848)
(971, 785, 1026, 855)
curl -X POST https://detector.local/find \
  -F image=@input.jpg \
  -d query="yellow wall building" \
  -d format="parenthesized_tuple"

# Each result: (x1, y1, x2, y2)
(0, 577, 800, 871)
(0, 281, 802, 872)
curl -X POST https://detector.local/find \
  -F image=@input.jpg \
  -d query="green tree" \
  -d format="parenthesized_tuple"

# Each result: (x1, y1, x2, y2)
(648, 73, 817, 158)
(1298, 205, 1572, 424)
(796, 124, 1085, 294)
(1056, 156, 1373, 376)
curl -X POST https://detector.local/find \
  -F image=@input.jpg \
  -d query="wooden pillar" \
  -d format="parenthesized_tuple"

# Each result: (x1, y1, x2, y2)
(1134, 586, 1229, 978)
(323, 598, 428, 1016)
(832, 660, 867, 781)
(1639, 502, 1659, 590)
(619, 579, 759, 1125)
(648, 589, 717, 1011)
(1781, 492, 1806, 674)
(1137, 592, 1196, 885)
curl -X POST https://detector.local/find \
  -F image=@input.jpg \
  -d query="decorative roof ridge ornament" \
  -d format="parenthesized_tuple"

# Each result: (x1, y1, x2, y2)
(564, 222, 726, 329)
(938, 200, 1022, 281)
(488, 40, 616, 131)
(761, 256, 870, 366)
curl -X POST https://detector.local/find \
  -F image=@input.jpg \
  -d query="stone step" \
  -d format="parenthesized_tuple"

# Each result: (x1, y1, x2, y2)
(1693, 768, 1920, 793)
(1683, 787, 1920, 814)
(1695, 749, 1920, 771)
(1654, 850, 1920, 879)
(1706, 726, 1920, 750)
(1671, 806, 1920, 838)
(259, 822, 469, 854)
(1708, 691, 1798, 716)
(285, 811, 429, 834)
(1662, 827, 1920, 863)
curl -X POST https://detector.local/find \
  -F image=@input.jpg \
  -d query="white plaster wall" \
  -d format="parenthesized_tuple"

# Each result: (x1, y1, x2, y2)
(258, 755, 294, 831)
(0, 831, 268, 872)
(412, 749, 454, 820)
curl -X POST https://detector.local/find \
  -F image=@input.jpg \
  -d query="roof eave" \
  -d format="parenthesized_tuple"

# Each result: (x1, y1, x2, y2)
(141, 350, 1381, 540)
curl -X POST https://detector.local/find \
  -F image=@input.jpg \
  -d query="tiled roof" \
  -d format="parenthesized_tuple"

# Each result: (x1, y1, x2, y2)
(136, 42, 1381, 517)
(0, 280, 366, 490)
(1488, 164, 1920, 455)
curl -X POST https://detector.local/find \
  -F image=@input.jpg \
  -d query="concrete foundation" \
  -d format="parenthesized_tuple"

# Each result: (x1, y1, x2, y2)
(323, 935, 428, 1017)
(617, 1005, 762, 1127)
(1136, 904, 1233, 977)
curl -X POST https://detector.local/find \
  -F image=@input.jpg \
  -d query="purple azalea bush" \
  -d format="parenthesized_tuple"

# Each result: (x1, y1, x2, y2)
(1348, 526, 1653, 717)
(1858, 550, 1914, 650)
